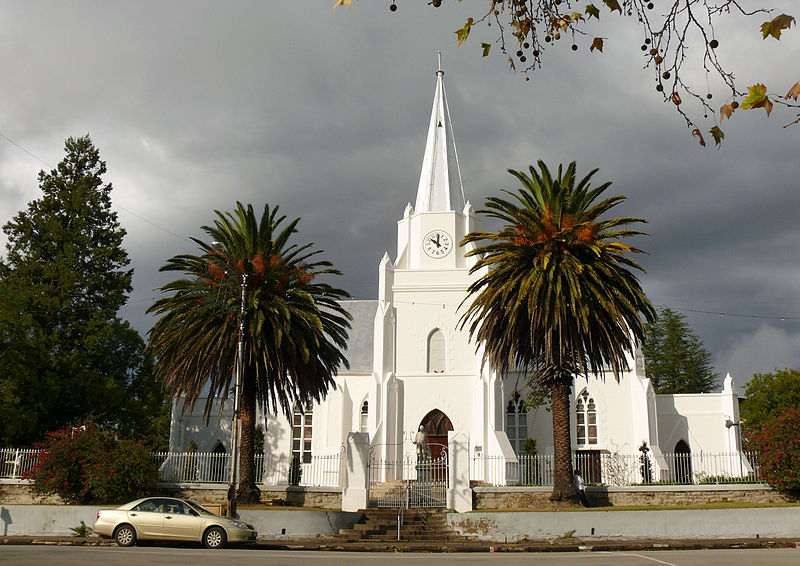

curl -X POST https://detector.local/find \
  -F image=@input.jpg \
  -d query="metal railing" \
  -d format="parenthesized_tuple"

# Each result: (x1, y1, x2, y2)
(3, 446, 761, 488)
(367, 451, 449, 508)
(152, 451, 342, 487)
(1, 448, 40, 479)
(472, 450, 762, 487)
(1, 448, 341, 487)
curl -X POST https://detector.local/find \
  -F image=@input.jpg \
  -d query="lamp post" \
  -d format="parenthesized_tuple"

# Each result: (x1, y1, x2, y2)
(211, 242, 246, 518)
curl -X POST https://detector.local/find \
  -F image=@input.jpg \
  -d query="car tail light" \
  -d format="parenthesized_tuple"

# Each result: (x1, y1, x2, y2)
(96, 511, 102, 520)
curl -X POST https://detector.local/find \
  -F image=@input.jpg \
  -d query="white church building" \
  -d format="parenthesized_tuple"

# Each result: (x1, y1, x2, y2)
(168, 64, 747, 497)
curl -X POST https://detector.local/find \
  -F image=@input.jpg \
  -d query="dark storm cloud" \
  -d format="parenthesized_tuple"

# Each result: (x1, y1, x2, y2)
(0, 1, 798, 387)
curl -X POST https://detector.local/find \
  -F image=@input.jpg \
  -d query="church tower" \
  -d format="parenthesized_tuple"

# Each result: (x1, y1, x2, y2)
(371, 57, 507, 465)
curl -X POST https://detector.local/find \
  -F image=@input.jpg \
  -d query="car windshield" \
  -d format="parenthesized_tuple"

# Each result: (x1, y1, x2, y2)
(185, 501, 216, 516)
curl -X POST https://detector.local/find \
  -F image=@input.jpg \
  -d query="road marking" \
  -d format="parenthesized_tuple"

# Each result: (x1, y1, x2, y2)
(622, 553, 678, 566)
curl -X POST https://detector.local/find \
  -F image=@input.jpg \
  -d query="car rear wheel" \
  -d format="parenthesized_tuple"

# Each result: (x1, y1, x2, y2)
(203, 526, 227, 549)
(114, 524, 137, 547)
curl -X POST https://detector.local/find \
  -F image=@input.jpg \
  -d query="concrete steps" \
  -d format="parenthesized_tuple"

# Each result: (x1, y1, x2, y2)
(338, 508, 468, 542)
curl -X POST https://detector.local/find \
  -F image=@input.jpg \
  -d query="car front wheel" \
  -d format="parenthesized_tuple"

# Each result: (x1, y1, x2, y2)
(114, 524, 137, 547)
(203, 526, 227, 549)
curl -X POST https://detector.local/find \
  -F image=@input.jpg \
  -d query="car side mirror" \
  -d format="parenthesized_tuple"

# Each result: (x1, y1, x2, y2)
(189, 509, 199, 517)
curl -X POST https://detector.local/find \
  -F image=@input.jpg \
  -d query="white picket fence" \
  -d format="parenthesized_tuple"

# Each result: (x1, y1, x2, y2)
(471, 450, 762, 487)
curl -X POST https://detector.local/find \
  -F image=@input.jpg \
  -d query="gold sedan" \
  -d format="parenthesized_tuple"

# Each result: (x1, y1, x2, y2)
(93, 497, 257, 549)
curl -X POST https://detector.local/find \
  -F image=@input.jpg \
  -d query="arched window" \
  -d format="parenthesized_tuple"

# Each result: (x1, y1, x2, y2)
(506, 391, 528, 454)
(427, 329, 446, 373)
(359, 400, 368, 433)
(576, 389, 597, 446)
(292, 401, 313, 463)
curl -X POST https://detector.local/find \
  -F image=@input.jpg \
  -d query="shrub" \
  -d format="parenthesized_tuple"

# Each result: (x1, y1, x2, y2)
(746, 406, 800, 491)
(288, 454, 302, 486)
(24, 424, 158, 504)
(639, 441, 654, 484)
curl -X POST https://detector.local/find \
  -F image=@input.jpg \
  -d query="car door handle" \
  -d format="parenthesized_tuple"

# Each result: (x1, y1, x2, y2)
(130, 513, 137, 517)
(165, 516, 172, 519)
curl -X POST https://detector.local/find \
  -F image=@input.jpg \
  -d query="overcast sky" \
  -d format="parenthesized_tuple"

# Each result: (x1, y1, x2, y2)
(1, 1, 798, 392)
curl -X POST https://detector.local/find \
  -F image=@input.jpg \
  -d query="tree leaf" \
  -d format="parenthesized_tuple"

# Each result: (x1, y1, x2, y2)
(456, 18, 473, 46)
(571, 12, 585, 23)
(719, 103, 735, 121)
(590, 37, 604, 53)
(332, 0, 355, 11)
(481, 42, 492, 57)
(710, 126, 725, 148)
(585, 4, 600, 20)
(603, 0, 622, 14)
(761, 14, 795, 40)
(691, 129, 706, 147)
(785, 82, 800, 100)
(553, 17, 571, 31)
(741, 83, 773, 116)
(762, 97, 774, 116)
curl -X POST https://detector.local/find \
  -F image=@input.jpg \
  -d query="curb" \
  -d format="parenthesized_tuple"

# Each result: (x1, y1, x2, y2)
(3, 536, 797, 552)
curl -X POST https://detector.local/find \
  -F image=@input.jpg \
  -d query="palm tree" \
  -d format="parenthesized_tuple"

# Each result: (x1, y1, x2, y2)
(460, 161, 654, 504)
(147, 202, 351, 504)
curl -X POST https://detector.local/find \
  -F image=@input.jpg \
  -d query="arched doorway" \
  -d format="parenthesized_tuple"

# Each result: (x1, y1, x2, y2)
(419, 409, 453, 462)
(673, 440, 693, 484)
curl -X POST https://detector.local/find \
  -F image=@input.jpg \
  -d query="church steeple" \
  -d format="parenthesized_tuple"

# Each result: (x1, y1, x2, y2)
(414, 54, 466, 213)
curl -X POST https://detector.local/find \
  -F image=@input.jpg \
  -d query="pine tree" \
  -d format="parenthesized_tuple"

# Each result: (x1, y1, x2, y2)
(0, 135, 167, 446)
(642, 307, 718, 393)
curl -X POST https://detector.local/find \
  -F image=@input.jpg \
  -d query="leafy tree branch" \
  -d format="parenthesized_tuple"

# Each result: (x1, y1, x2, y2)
(335, 0, 799, 147)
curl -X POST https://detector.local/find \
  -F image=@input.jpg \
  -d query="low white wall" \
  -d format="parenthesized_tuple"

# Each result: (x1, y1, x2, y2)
(237, 509, 361, 539)
(449, 508, 800, 541)
(0, 505, 361, 538)
(0, 505, 101, 536)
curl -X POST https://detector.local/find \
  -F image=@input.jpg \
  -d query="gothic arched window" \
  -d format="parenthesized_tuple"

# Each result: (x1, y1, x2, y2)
(576, 389, 598, 446)
(427, 329, 446, 373)
(292, 401, 313, 463)
(359, 400, 368, 433)
(506, 391, 528, 454)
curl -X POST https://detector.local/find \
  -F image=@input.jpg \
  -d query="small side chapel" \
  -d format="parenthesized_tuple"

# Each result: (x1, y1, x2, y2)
(168, 62, 744, 487)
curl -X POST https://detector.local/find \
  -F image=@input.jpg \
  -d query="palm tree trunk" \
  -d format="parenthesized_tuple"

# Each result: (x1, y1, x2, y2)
(237, 371, 261, 504)
(549, 379, 579, 504)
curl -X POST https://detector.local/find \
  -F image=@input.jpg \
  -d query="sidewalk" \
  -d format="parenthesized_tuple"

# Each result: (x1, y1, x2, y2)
(2, 535, 798, 552)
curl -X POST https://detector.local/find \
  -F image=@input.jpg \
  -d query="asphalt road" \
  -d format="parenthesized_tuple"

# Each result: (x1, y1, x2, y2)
(2, 547, 800, 565)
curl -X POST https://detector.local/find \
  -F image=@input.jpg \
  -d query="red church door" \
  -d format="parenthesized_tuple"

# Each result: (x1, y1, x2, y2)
(419, 409, 453, 478)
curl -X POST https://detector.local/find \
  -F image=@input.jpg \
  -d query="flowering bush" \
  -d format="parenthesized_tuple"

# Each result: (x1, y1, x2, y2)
(746, 406, 800, 492)
(24, 424, 158, 504)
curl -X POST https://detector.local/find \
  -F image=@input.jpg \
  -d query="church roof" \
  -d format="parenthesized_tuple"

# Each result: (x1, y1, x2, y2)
(414, 56, 466, 213)
(338, 299, 378, 373)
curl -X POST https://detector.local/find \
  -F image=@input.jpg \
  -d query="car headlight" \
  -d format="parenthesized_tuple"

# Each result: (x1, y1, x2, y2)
(228, 520, 250, 530)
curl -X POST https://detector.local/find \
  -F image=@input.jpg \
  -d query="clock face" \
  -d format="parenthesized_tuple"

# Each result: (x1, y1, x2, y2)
(423, 230, 453, 258)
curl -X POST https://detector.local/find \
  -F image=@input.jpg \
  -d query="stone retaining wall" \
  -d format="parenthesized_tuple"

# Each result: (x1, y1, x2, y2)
(161, 484, 342, 509)
(0, 480, 341, 509)
(0, 481, 60, 505)
(6, 478, 796, 511)
(474, 484, 797, 509)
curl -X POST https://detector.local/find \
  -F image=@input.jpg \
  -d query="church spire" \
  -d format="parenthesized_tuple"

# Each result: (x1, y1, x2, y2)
(414, 53, 466, 213)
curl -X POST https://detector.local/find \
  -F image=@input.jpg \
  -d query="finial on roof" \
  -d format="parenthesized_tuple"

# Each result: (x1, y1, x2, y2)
(414, 55, 465, 213)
